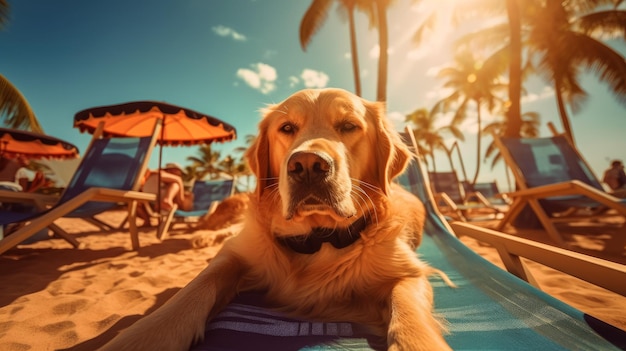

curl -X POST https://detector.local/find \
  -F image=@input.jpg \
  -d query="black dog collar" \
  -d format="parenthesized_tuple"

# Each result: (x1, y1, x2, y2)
(276, 216, 368, 254)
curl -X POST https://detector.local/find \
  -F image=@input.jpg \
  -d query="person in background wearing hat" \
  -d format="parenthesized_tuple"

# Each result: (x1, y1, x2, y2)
(137, 162, 194, 227)
(0, 156, 50, 193)
(603, 159, 626, 198)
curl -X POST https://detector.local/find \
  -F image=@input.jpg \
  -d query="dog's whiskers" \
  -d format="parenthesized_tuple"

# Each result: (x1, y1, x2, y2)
(353, 179, 385, 197)
(350, 185, 379, 228)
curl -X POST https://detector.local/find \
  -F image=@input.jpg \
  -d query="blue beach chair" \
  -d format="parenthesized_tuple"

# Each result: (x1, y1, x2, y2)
(0, 121, 160, 254)
(157, 178, 236, 239)
(492, 132, 626, 247)
(187, 129, 626, 350)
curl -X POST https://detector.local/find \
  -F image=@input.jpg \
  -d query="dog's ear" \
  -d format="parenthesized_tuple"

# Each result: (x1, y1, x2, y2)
(245, 110, 272, 198)
(367, 101, 411, 195)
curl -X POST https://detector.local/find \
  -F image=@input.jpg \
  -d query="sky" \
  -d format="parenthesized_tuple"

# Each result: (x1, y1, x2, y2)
(1, 0, 625, 191)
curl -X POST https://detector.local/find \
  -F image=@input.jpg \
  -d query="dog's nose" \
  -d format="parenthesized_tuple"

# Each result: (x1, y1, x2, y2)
(287, 151, 332, 184)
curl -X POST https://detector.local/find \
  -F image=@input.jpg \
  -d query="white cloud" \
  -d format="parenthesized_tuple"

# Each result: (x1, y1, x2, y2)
(288, 76, 300, 88)
(425, 87, 453, 101)
(368, 45, 396, 59)
(425, 62, 450, 77)
(300, 69, 329, 88)
(236, 63, 277, 94)
(212, 25, 247, 41)
(387, 111, 407, 131)
(407, 48, 428, 61)
(522, 86, 555, 104)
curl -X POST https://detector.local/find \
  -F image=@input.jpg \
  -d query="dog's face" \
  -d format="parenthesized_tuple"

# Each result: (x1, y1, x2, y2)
(246, 88, 410, 231)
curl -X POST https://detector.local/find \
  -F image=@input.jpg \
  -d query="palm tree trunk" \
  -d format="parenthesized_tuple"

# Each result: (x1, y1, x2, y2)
(554, 79, 575, 145)
(472, 103, 482, 185)
(504, 0, 522, 138)
(444, 147, 455, 172)
(347, 8, 362, 97)
(429, 147, 437, 174)
(375, 0, 389, 102)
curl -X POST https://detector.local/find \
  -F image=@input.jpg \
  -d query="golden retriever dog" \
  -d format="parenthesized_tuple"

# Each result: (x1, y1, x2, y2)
(100, 88, 452, 350)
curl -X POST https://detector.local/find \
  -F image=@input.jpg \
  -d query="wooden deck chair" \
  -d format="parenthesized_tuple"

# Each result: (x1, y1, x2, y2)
(470, 180, 512, 210)
(492, 132, 626, 247)
(429, 170, 501, 221)
(185, 128, 626, 350)
(0, 121, 160, 254)
(157, 177, 236, 239)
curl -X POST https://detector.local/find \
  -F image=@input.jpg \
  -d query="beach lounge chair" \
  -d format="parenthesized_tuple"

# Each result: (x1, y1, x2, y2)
(0, 121, 160, 255)
(429, 170, 501, 221)
(157, 178, 236, 239)
(466, 180, 511, 213)
(492, 132, 626, 247)
(187, 129, 626, 350)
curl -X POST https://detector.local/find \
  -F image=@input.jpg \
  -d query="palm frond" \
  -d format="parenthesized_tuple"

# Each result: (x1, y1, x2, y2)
(0, 0, 8, 30)
(570, 32, 626, 104)
(299, 0, 334, 50)
(455, 23, 510, 53)
(577, 10, 626, 40)
(412, 13, 438, 46)
(0, 74, 43, 132)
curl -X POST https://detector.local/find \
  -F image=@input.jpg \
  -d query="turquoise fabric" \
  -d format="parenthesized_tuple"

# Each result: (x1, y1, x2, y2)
(173, 179, 234, 218)
(191, 156, 626, 350)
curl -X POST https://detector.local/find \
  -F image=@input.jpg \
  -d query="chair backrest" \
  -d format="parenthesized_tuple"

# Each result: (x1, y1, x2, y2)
(189, 179, 235, 211)
(60, 136, 155, 216)
(428, 171, 465, 203)
(498, 135, 603, 191)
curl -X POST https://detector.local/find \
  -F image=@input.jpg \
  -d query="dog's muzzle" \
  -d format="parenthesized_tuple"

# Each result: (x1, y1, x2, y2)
(283, 149, 356, 220)
(287, 150, 334, 185)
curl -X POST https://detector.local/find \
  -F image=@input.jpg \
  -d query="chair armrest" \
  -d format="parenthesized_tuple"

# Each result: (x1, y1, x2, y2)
(450, 221, 626, 296)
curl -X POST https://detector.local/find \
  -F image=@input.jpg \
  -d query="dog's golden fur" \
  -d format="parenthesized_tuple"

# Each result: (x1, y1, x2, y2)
(100, 88, 451, 350)
(191, 193, 249, 248)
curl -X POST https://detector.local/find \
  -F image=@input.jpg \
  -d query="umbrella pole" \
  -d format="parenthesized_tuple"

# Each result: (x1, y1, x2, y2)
(157, 116, 165, 227)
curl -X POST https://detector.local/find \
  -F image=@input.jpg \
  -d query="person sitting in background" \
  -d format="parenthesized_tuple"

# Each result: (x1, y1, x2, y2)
(603, 160, 626, 190)
(137, 162, 194, 227)
(0, 156, 49, 192)
(602, 159, 626, 198)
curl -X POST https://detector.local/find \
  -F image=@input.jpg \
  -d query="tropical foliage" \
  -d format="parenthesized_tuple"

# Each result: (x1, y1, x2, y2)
(0, 74, 43, 132)
(431, 50, 507, 185)
(300, 0, 364, 96)
(299, 0, 395, 101)
(455, 0, 626, 144)
(405, 107, 464, 173)
(0, 2, 44, 133)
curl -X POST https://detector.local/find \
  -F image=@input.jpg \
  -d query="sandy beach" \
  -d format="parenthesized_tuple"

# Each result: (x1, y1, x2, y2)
(0, 209, 624, 350)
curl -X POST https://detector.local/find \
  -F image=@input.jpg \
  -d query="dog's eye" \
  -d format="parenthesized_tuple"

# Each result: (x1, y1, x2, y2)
(279, 123, 297, 135)
(338, 121, 358, 133)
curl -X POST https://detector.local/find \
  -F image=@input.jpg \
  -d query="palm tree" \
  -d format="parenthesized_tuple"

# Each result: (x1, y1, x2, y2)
(299, 0, 398, 102)
(411, 0, 524, 138)
(504, 0, 523, 138)
(526, 0, 626, 144)
(300, 0, 363, 96)
(233, 134, 256, 191)
(186, 144, 222, 180)
(0, 2, 44, 132)
(372, 0, 394, 102)
(0, 75, 43, 132)
(433, 50, 506, 185)
(0, 0, 8, 30)
(405, 107, 464, 173)
(456, 0, 626, 144)
(216, 155, 235, 176)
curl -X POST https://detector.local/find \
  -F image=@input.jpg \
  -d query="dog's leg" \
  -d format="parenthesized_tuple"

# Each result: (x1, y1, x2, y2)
(99, 250, 246, 351)
(386, 276, 451, 351)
